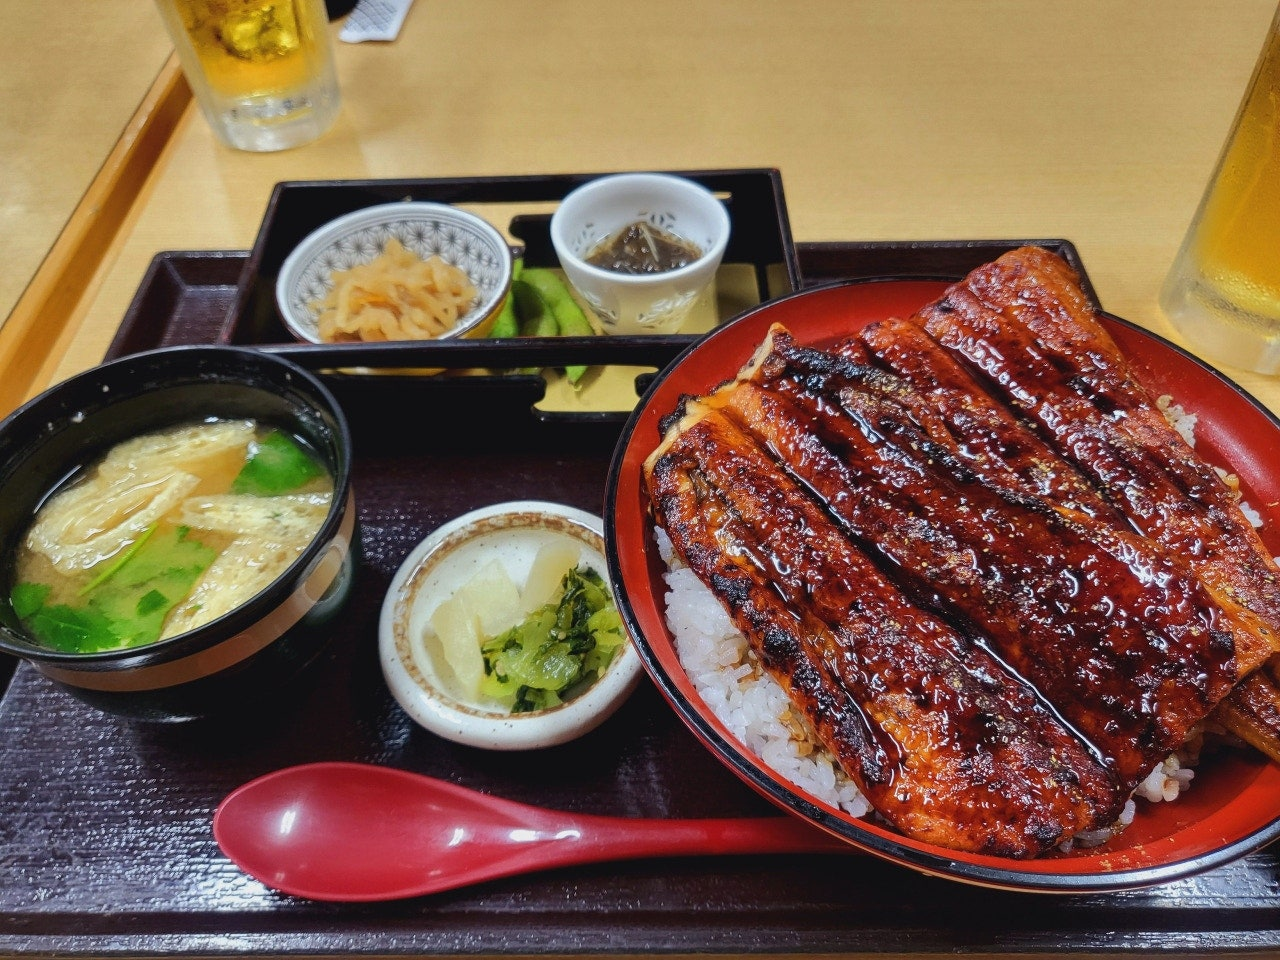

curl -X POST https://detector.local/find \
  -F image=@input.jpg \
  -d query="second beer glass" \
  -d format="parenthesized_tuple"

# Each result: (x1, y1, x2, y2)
(1160, 4, 1280, 374)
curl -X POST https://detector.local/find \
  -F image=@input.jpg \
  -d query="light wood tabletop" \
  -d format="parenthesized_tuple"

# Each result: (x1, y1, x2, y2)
(3, 3, 1280, 951)
(0, 0, 173, 330)
(6, 0, 1276, 418)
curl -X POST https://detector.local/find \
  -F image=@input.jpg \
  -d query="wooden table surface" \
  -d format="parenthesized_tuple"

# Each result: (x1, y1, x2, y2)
(3, 4, 1280, 954)
(0, 0, 172, 329)
(5, 0, 1277, 416)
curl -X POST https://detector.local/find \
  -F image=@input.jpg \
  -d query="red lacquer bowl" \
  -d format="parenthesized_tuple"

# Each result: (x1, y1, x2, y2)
(604, 278, 1280, 893)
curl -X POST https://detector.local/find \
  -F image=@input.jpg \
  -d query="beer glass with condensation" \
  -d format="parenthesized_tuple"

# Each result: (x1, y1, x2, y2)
(153, 0, 340, 152)
(1160, 4, 1280, 374)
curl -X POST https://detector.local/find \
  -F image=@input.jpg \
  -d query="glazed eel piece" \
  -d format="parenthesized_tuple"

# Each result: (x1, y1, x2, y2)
(847, 313, 1280, 762)
(912, 246, 1280, 757)
(741, 330, 1262, 790)
(646, 395, 1122, 856)
(840, 317, 1119, 522)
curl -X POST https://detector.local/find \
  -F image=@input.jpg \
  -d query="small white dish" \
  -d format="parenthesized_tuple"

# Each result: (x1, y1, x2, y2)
(379, 501, 642, 750)
(550, 173, 730, 335)
(275, 201, 513, 344)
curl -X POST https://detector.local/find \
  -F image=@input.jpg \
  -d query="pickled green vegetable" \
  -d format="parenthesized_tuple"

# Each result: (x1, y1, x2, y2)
(479, 566, 624, 713)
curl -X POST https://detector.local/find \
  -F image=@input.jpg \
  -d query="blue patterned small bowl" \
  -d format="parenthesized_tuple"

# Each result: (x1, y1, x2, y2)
(275, 202, 513, 344)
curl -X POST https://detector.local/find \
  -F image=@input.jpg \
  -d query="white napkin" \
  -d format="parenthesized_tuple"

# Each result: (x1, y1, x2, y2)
(339, 0, 417, 42)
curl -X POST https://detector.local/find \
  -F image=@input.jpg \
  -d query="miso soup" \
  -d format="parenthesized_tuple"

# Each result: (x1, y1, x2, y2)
(10, 419, 333, 653)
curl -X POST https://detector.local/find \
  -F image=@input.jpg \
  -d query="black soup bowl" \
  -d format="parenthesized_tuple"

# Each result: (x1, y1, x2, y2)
(0, 346, 356, 722)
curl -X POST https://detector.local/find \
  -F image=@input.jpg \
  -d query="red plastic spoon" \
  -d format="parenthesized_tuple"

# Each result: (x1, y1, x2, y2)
(213, 761, 854, 901)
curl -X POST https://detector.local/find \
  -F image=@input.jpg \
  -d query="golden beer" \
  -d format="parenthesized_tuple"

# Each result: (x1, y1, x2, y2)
(154, 0, 339, 151)
(1160, 5, 1280, 373)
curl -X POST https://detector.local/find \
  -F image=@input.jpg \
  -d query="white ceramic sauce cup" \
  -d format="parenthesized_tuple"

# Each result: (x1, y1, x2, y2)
(550, 174, 730, 335)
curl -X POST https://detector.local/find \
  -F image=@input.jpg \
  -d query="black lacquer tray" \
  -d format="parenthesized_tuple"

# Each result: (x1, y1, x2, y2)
(1, 234, 1277, 957)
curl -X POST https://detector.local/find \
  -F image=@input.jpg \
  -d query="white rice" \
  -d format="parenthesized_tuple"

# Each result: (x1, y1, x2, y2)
(1158, 395, 1199, 449)
(1134, 751, 1197, 803)
(655, 527, 871, 818)
(1160, 393, 1263, 529)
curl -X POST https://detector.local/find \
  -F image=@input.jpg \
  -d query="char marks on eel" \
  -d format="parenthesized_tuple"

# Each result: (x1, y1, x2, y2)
(643, 247, 1280, 856)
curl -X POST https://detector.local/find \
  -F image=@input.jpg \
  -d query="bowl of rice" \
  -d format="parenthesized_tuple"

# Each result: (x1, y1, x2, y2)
(275, 202, 513, 345)
(605, 278, 1280, 893)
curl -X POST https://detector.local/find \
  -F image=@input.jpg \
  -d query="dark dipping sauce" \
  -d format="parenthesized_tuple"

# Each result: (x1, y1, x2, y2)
(584, 220, 702, 275)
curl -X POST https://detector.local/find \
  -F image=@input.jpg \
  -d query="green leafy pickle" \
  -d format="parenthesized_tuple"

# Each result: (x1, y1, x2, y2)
(479, 565, 624, 713)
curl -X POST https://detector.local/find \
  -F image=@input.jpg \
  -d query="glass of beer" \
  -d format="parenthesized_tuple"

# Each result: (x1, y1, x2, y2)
(153, 0, 341, 152)
(1160, 4, 1280, 374)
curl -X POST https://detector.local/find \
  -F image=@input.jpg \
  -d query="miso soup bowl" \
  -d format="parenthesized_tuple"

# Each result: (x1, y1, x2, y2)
(0, 346, 357, 722)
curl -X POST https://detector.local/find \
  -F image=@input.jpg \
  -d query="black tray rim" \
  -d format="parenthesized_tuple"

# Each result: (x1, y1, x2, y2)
(223, 168, 801, 361)
(3, 239, 1279, 955)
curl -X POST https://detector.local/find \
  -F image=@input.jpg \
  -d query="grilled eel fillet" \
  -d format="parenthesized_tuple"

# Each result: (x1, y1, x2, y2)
(837, 318, 1121, 522)
(645, 326, 1269, 856)
(648, 395, 1123, 857)
(854, 247, 1280, 760)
